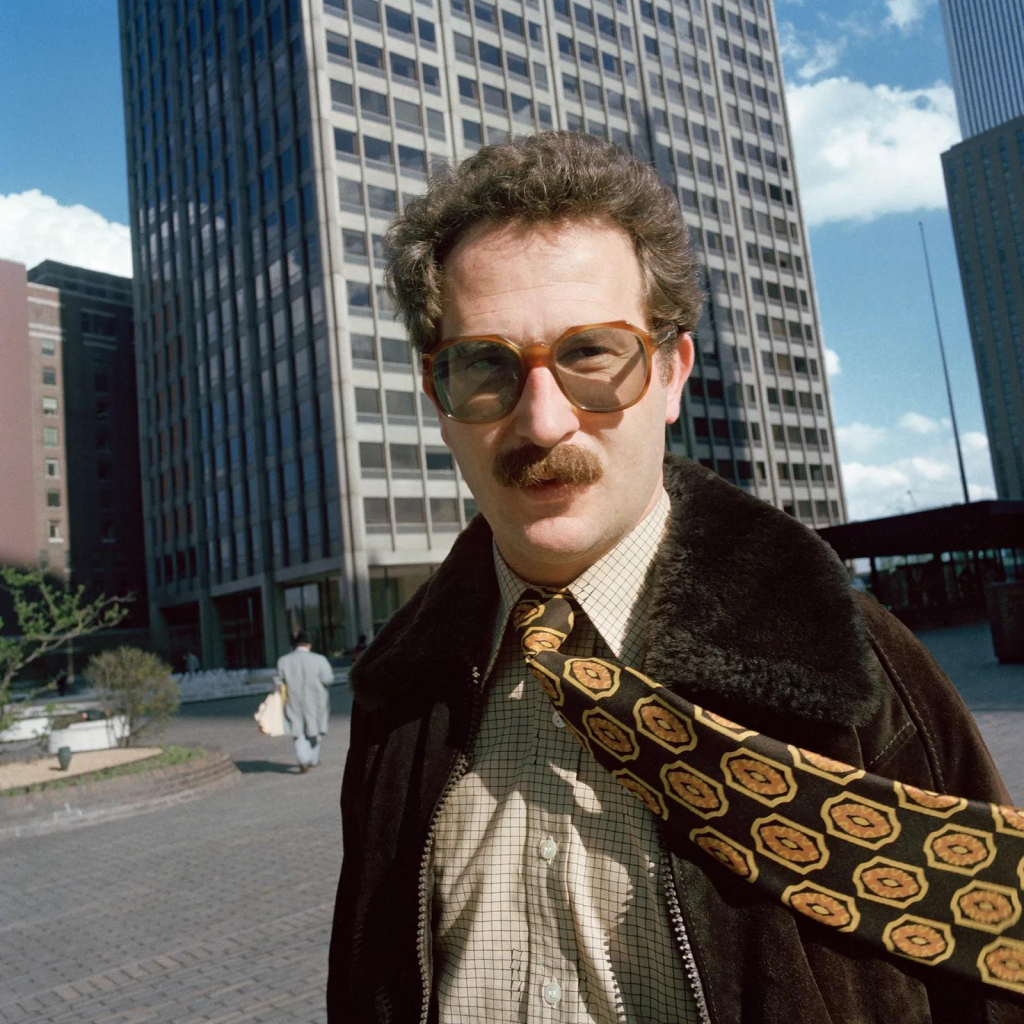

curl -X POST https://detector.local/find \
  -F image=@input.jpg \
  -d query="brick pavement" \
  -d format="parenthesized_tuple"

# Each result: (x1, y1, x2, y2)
(1, 622, 1021, 1023)
(0, 689, 352, 1024)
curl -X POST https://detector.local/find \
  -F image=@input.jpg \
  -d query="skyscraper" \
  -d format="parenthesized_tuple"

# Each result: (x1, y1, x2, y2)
(942, 122, 1024, 499)
(0, 258, 147, 619)
(939, 0, 1024, 500)
(938, 0, 1024, 138)
(118, 0, 842, 667)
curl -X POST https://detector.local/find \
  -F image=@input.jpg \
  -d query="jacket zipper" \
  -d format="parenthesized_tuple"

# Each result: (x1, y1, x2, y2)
(416, 666, 485, 1024)
(660, 832, 712, 1024)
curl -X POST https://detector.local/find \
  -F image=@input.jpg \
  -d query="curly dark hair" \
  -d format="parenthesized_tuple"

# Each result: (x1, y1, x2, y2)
(384, 131, 704, 353)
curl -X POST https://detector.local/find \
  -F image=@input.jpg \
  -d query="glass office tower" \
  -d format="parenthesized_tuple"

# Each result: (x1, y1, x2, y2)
(119, 0, 842, 667)
(939, 0, 1024, 138)
(939, 0, 1024, 499)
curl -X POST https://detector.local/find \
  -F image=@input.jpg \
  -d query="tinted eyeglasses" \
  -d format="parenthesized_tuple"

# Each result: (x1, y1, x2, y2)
(422, 320, 677, 424)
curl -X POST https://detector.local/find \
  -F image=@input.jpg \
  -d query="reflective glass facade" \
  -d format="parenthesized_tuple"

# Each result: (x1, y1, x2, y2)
(943, 118, 1024, 499)
(940, 0, 1024, 138)
(120, 0, 843, 663)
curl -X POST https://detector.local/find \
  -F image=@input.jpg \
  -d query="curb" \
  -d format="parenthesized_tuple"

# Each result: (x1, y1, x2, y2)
(0, 751, 241, 842)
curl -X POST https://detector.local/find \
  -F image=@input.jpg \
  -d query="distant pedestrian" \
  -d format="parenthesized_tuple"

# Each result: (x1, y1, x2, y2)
(274, 631, 332, 773)
(348, 633, 368, 661)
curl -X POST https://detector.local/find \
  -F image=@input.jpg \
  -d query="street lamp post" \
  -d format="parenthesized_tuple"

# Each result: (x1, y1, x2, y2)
(919, 221, 970, 505)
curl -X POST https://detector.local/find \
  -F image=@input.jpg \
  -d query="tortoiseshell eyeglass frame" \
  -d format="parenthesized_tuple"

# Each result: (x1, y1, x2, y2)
(421, 319, 678, 423)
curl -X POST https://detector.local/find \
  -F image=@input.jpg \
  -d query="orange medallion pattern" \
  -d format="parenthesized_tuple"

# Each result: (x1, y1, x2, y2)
(514, 586, 1024, 996)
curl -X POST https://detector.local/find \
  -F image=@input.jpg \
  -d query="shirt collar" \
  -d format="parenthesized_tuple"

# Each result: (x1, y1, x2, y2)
(489, 487, 671, 666)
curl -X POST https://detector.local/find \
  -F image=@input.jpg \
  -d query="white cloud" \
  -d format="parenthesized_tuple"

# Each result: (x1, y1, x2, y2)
(836, 421, 887, 457)
(778, 23, 845, 80)
(824, 347, 841, 377)
(0, 190, 133, 278)
(885, 0, 930, 32)
(786, 77, 960, 226)
(840, 424, 996, 522)
(898, 411, 951, 434)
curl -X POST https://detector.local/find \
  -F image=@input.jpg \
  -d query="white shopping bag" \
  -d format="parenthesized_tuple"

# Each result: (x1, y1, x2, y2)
(254, 689, 286, 737)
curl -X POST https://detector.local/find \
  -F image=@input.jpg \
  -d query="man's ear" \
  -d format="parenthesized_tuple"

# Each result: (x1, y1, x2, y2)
(664, 331, 694, 425)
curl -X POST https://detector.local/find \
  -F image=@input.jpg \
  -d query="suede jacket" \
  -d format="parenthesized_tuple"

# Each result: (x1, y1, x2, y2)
(328, 456, 1024, 1024)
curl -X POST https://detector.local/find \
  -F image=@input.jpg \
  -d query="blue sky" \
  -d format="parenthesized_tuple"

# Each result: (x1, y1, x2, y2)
(0, 0, 998, 520)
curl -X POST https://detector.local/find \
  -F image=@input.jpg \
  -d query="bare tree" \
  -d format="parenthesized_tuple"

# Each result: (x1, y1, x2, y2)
(0, 567, 130, 732)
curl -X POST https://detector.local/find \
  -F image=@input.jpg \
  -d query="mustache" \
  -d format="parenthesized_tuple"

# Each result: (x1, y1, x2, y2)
(493, 444, 603, 488)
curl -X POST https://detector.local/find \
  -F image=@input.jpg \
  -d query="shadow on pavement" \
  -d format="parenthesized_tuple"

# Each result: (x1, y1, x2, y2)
(235, 759, 301, 774)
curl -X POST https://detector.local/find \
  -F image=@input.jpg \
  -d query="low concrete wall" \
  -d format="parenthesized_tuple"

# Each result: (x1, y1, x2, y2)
(47, 715, 129, 754)
(0, 751, 241, 841)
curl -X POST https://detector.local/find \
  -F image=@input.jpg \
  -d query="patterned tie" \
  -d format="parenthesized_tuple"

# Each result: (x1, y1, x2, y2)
(513, 587, 1024, 997)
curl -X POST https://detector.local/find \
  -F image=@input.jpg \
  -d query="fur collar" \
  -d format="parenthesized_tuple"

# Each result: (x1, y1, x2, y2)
(352, 456, 883, 728)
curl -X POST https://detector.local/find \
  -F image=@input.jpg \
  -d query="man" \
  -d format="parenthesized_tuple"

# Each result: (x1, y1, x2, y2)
(275, 631, 332, 773)
(328, 133, 1022, 1021)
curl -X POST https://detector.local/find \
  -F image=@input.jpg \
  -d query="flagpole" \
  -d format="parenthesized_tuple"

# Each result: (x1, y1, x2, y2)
(919, 221, 970, 504)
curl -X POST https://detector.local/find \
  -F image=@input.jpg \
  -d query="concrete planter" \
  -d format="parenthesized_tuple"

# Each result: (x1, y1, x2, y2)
(47, 715, 130, 754)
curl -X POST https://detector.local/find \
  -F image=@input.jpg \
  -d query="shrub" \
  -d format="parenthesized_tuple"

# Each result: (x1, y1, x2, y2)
(85, 647, 180, 747)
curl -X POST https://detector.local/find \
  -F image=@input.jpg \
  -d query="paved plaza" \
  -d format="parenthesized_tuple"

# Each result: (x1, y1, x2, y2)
(1, 622, 1022, 1023)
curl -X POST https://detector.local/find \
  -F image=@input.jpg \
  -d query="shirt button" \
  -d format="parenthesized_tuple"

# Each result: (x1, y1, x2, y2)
(542, 979, 562, 1005)
(539, 837, 557, 861)
(552, 710, 565, 728)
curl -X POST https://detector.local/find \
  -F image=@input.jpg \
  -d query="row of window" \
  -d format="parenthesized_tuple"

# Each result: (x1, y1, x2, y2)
(784, 499, 840, 523)
(692, 416, 762, 444)
(756, 315, 814, 344)
(761, 350, 819, 377)
(451, 0, 545, 48)
(327, 31, 442, 90)
(771, 423, 832, 450)
(777, 461, 835, 484)
(359, 441, 453, 473)
(331, 79, 446, 138)
(364, 495, 471, 527)
(335, 128, 430, 175)
(751, 277, 808, 309)
(326, 0, 437, 47)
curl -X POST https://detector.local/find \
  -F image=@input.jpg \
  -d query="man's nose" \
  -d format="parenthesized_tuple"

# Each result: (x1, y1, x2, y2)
(511, 365, 580, 448)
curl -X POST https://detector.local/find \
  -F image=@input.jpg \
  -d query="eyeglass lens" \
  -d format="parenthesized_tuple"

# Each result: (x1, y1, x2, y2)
(433, 327, 649, 423)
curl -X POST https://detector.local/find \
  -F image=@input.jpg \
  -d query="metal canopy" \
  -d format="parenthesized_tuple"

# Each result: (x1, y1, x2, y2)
(816, 501, 1024, 560)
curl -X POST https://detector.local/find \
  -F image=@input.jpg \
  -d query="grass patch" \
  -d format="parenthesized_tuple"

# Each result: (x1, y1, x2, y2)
(0, 745, 207, 798)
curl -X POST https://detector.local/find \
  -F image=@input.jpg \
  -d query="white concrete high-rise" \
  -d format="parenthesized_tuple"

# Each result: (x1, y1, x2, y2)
(118, 0, 843, 665)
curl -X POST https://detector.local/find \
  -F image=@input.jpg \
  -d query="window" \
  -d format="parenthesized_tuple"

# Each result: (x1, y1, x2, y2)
(364, 497, 390, 525)
(41, 338, 56, 356)
(385, 4, 412, 33)
(395, 497, 425, 523)
(385, 390, 416, 420)
(335, 128, 358, 155)
(42, 367, 57, 386)
(45, 458, 59, 478)
(43, 397, 58, 416)
(355, 387, 381, 418)
(394, 97, 422, 128)
(48, 520, 63, 542)
(359, 441, 385, 471)
(330, 79, 353, 107)
(430, 498, 459, 528)
(360, 86, 389, 118)
(389, 443, 420, 472)
(343, 228, 368, 261)
(356, 40, 384, 70)
(347, 281, 372, 309)
(363, 135, 393, 165)
(46, 490, 61, 508)
(425, 446, 453, 473)
(44, 427, 58, 446)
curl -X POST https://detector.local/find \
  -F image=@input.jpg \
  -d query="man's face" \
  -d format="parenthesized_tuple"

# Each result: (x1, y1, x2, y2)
(434, 218, 693, 585)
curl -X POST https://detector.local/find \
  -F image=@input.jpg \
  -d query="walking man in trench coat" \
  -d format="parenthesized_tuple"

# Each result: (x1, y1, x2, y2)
(275, 632, 332, 773)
